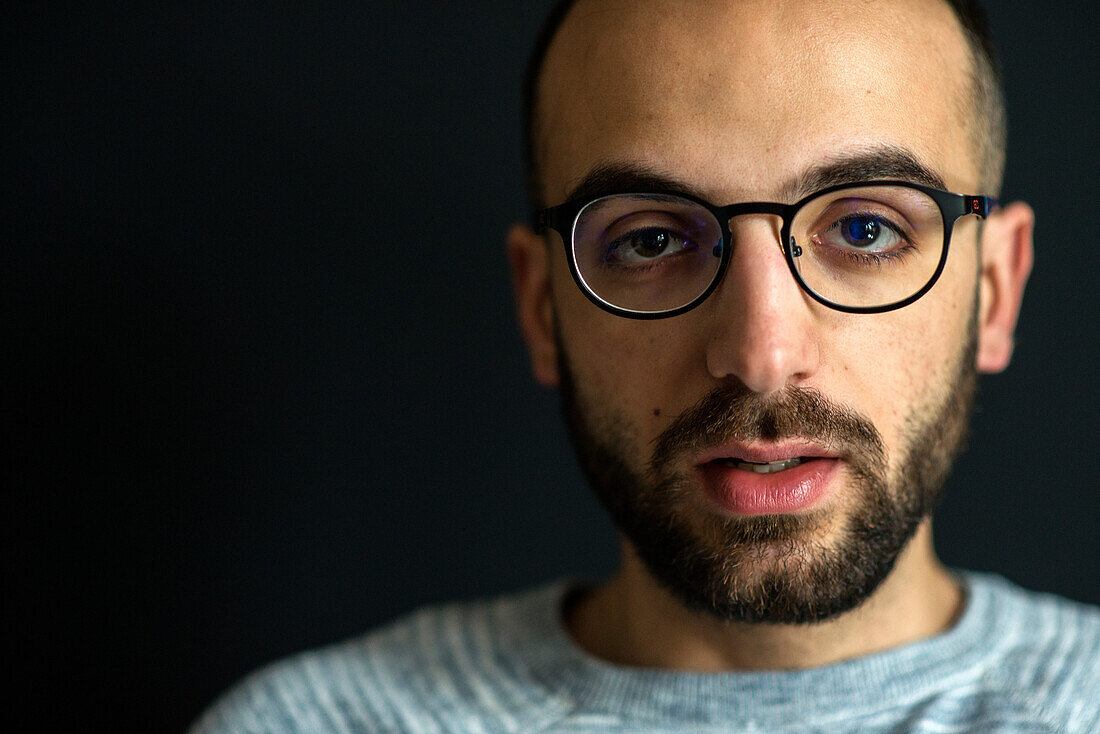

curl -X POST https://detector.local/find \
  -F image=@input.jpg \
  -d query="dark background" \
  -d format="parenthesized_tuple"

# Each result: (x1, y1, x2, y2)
(6, 2, 1097, 732)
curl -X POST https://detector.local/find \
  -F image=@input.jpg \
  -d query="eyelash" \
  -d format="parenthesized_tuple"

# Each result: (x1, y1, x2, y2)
(832, 242, 918, 267)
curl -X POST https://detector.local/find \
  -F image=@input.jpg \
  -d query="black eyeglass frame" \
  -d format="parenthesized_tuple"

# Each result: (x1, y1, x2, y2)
(535, 180, 997, 318)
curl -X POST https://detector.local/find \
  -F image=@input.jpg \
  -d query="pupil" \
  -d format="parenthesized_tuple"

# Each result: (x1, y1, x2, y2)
(635, 230, 669, 256)
(845, 217, 879, 245)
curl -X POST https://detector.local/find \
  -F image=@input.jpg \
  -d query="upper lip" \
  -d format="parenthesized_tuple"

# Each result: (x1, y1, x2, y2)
(695, 441, 840, 467)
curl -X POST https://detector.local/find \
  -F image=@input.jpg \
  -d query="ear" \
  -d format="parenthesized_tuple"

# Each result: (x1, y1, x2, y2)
(976, 201, 1034, 373)
(507, 223, 560, 386)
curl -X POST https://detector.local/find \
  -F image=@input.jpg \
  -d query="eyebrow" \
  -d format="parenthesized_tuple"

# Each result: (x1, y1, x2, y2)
(787, 145, 948, 198)
(562, 163, 701, 204)
(560, 145, 949, 206)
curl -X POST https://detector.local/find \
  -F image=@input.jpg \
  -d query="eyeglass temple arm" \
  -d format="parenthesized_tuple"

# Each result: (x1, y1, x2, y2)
(965, 196, 999, 218)
(531, 209, 549, 233)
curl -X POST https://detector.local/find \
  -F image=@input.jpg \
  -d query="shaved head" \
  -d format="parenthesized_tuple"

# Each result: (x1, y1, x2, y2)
(522, 0, 1005, 211)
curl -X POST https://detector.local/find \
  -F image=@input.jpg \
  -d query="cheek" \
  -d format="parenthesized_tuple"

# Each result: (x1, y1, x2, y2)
(561, 314, 694, 448)
(552, 257, 704, 453)
(832, 275, 975, 462)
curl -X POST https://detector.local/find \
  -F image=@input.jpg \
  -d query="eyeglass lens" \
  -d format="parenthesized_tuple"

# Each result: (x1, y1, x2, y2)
(570, 185, 946, 313)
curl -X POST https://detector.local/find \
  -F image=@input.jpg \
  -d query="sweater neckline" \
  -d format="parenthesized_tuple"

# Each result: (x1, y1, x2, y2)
(512, 571, 1003, 728)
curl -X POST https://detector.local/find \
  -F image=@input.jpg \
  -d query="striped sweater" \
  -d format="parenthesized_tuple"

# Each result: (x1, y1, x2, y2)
(189, 572, 1100, 733)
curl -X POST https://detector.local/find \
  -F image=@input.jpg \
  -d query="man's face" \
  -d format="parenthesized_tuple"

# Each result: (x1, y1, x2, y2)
(529, 0, 989, 623)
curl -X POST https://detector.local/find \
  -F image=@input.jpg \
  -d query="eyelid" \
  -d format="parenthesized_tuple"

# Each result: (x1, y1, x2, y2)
(818, 198, 919, 237)
(601, 208, 693, 242)
(829, 212, 906, 236)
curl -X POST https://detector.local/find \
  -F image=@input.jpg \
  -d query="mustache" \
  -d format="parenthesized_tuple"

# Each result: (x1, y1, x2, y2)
(649, 384, 886, 473)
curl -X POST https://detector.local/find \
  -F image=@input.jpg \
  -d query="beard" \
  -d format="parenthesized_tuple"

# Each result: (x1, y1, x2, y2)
(558, 319, 977, 625)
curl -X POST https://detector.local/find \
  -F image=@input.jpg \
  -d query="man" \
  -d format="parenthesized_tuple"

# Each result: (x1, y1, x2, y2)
(191, 1, 1099, 731)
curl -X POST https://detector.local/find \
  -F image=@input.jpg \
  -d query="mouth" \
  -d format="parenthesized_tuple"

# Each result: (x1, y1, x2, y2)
(693, 444, 841, 515)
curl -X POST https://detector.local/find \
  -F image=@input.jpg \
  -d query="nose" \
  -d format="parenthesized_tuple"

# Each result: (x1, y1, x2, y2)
(703, 217, 821, 395)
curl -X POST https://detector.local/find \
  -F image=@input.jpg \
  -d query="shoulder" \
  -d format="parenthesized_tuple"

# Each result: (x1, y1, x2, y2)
(186, 582, 574, 734)
(956, 572, 1100, 733)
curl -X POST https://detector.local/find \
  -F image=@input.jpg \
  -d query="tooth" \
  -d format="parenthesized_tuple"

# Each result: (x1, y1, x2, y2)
(734, 457, 804, 473)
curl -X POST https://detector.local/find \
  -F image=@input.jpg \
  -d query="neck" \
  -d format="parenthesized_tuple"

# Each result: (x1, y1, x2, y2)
(565, 521, 963, 671)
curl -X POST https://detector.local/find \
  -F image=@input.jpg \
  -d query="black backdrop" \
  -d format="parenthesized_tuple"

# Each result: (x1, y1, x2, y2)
(6, 3, 1098, 732)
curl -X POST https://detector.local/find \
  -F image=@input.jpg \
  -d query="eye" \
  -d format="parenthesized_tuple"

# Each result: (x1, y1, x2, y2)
(816, 213, 907, 254)
(606, 226, 691, 264)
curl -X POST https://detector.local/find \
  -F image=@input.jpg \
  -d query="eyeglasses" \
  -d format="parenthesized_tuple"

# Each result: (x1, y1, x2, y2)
(535, 181, 997, 318)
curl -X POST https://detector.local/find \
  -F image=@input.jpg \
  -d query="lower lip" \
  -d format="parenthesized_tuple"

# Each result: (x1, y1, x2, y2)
(697, 458, 840, 515)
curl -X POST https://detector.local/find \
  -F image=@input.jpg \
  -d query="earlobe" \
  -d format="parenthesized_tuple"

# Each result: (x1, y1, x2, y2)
(507, 223, 560, 386)
(976, 201, 1034, 373)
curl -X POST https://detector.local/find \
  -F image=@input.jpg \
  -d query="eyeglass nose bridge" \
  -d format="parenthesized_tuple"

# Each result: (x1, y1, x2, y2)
(718, 201, 798, 257)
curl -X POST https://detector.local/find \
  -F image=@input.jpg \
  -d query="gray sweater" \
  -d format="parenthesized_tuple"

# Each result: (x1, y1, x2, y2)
(189, 572, 1100, 733)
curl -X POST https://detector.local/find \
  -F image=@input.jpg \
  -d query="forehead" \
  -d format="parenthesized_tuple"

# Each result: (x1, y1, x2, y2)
(537, 0, 976, 203)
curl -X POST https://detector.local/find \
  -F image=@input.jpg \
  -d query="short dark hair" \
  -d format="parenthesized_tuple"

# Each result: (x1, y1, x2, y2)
(522, 0, 1006, 211)
(948, 0, 1007, 195)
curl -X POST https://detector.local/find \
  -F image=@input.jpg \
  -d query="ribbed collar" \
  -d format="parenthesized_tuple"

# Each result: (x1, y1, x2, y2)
(505, 571, 1011, 729)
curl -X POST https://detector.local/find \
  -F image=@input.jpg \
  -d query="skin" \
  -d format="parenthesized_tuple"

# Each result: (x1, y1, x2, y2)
(508, 0, 1034, 670)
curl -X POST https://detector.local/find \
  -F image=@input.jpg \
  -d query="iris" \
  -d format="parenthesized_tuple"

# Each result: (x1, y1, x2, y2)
(844, 216, 881, 247)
